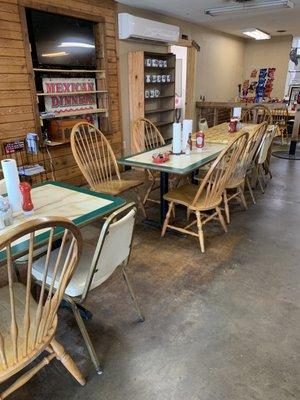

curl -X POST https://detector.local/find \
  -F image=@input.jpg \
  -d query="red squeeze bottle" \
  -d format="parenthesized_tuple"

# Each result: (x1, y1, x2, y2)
(19, 182, 34, 215)
(196, 131, 205, 149)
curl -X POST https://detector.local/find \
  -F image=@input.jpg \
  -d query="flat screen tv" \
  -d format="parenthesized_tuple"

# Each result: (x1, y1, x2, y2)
(26, 9, 96, 69)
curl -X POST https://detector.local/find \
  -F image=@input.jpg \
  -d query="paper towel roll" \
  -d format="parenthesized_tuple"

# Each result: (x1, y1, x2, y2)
(172, 123, 182, 154)
(182, 119, 193, 151)
(1, 159, 22, 213)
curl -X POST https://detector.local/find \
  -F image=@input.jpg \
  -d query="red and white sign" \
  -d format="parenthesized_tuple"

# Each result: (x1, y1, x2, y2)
(42, 77, 97, 114)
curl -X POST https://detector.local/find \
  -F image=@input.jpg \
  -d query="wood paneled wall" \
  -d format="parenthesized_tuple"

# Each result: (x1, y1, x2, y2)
(0, 0, 121, 185)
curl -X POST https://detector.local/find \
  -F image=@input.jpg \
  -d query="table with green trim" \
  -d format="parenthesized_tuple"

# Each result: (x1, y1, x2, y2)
(0, 181, 126, 261)
(118, 143, 226, 227)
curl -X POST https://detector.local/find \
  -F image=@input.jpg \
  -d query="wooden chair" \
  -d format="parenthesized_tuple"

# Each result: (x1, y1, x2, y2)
(132, 117, 179, 207)
(32, 203, 143, 375)
(71, 122, 146, 217)
(161, 132, 248, 253)
(242, 104, 273, 125)
(0, 217, 85, 399)
(255, 124, 277, 193)
(223, 122, 267, 223)
(270, 108, 289, 145)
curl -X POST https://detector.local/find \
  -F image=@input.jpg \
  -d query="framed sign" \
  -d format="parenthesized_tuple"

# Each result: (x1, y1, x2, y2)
(42, 77, 97, 114)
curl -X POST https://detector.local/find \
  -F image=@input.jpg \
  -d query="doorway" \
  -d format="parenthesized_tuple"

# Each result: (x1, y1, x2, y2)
(170, 45, 188, 121)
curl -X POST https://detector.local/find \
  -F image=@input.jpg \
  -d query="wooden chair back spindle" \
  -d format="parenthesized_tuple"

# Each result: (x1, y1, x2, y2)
(0, 217, 82, 376)
(192, 132, 248, 209)
(132, 118, 165, 153)
(71, 122, 121, 191)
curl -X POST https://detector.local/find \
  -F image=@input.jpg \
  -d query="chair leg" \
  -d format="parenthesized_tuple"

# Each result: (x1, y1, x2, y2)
(246, 177, 256, 205)
(122, 266, 145, 322)
(257, 167, 265, 194)
(186, 208, 191, 221)
(172, 203, 176, 218)
(260, 165, 267, 186)
(161, 201, 173, 237)
(195, 211, 205, 253)
(50, 339, 86, 385)
(223, 189, 230, 224)
(216, 206, 227, 233)
(238, 186, 248, 210)
(264, 161, 272, 179)
(134, 188, 147, 219)
(143, 180, 156, 206)
(64, 296, 103, 375)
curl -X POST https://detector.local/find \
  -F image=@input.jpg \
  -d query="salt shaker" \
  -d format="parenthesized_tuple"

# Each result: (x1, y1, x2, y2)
(0, 196, 13, 226)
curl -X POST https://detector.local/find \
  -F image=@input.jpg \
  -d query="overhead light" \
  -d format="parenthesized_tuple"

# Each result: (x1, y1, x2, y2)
(41, 51, 69, 57)
(205, 0, 294, 16)
(242, 29, 271, 40)
(58, 42, 95, 48)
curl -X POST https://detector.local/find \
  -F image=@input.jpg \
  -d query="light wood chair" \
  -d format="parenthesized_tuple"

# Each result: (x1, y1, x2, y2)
(132, 117, 180, 207)
(223, 122, 268, 223)
(270, 108, 289, 145)
(32, 203, 143, 375)
(255, 124, 277, 193)
(161, 132, 248, 253)
(242, 104, 273, 125)
(71, 122, 146, 217)
(0, 217, 85, 399)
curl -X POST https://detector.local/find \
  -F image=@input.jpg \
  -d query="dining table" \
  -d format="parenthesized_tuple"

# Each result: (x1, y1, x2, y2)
(199, 122, 280, 145)
(0, 181, 126, 261)
(118, 142, 226, 227)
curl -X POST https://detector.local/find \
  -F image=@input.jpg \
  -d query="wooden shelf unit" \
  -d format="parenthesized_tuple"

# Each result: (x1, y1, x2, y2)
(33, 68, 105, 74)
(32, 23, 110, 141)
(40, 107, 107, 119)
(37, 90, 108, 97)
(128, 51, 176, 148)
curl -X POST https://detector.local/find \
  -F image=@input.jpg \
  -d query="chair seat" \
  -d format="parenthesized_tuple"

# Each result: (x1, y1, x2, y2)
(163, 184, 222, 211)
(93, 179, 143, 196)
(0, 283, 55, 377)
(32, 243, 112, 298)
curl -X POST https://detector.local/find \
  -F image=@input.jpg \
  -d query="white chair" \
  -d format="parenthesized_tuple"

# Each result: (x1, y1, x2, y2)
(32, 202, 144, 374)
(198, 117, 208, 131)
(256, 125, 277, 193)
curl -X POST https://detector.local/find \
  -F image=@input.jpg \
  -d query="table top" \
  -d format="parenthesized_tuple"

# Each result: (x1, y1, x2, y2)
(202, 123, 281, 144)
(0, 181, 125, 261)
(199, 123, 260, 145)
(118, 143, 226, 175)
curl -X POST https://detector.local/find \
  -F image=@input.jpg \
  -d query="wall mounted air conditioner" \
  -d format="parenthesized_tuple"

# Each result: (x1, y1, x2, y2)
(118, 13, 179, 44)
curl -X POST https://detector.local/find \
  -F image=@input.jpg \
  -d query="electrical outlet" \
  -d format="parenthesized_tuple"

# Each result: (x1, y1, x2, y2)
(123, 140, 126, 150)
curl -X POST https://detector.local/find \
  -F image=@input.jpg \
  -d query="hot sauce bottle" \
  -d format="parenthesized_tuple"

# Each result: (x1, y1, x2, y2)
(19, 182, 34, 215)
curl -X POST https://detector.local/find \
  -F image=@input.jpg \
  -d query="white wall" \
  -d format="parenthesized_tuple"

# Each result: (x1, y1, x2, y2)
(243, 36, 292, 99)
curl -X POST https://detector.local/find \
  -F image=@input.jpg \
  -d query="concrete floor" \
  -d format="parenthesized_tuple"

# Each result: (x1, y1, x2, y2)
(4, 155, 300, 400)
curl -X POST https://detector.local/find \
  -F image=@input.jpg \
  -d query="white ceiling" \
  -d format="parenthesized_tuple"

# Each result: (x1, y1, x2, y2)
(118, 0, 300, 38)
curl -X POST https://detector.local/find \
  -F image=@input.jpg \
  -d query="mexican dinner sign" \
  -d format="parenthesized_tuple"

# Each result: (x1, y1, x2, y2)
(42, 77, 97, 114)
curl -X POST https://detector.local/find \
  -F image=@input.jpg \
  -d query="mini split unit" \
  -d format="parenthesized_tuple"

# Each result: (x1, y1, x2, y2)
(118, 13, 180, 44)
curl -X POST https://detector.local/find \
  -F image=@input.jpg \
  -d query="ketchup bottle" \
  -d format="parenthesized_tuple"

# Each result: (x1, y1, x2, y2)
(19, 182, 34, 215)
(196, 131, 205, 150)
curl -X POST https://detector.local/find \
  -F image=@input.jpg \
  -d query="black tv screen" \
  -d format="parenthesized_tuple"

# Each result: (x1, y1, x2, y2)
(26, 9, 96, 69)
